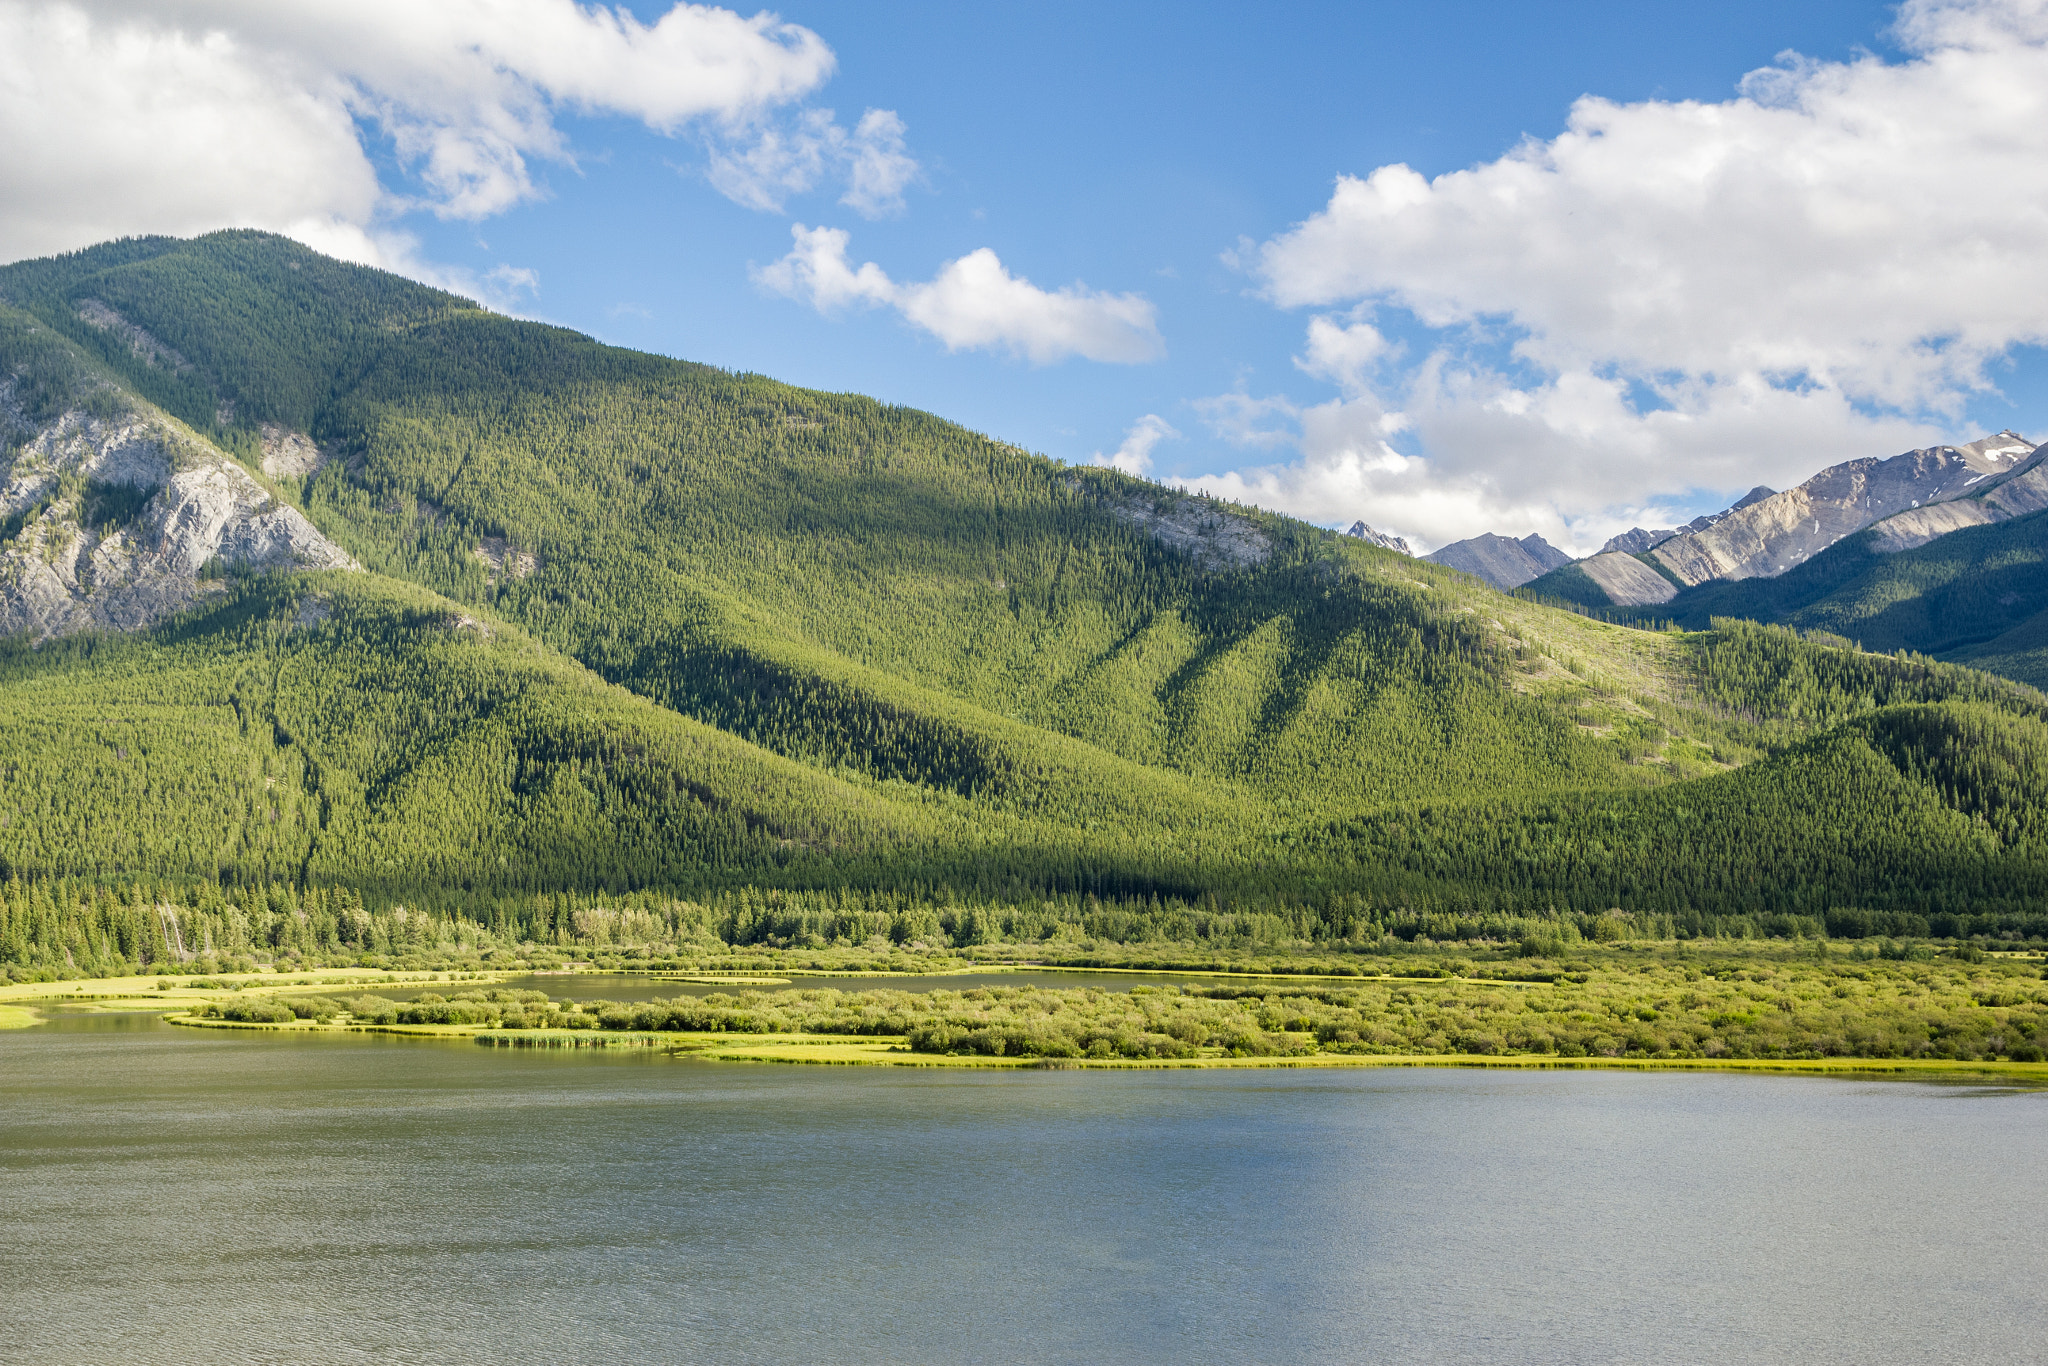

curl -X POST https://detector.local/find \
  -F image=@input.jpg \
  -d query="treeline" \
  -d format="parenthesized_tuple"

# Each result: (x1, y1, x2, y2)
(8, 869, 2046, 984)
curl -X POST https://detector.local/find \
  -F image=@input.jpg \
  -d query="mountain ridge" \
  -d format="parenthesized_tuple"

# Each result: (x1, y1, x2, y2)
(1420, 531, 1572, 588)
(1, 230, 2043, 947)
(1540, 430, 2039, 609)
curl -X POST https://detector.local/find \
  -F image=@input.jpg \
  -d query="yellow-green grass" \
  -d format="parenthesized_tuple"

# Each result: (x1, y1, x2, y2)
(1009, 965, 1545, 987)
(166, 1013, 677, 1047)
(151, 1014, 2048, 1082)
(0, 1003, 41, 1029)
(0, 969, 519, 1011)
(660, 1036, 2048, 1080)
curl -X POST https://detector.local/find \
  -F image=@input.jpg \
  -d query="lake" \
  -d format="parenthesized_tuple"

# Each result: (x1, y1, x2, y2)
(3, 1012, 2043, 1364)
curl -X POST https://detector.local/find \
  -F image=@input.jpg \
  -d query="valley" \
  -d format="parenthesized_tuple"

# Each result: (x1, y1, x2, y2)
(1, 232, 2044, 997)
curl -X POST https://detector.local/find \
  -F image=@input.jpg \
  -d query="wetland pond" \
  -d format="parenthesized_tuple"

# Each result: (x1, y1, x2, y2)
(3, 1009, 2045, 1365)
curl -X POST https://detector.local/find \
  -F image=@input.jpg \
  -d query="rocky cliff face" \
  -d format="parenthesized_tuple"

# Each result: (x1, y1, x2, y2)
(1599, 485, 1775, 556)
(1647, 432, 2035, 586)
(0, 387, 358, 640)
(1422, 532, 1571, 589)
(1097, 486, 1272, 571)
(1860, 441, 2048, 552)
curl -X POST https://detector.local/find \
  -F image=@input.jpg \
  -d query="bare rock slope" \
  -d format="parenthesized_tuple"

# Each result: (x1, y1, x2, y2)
(1647, 432, 2035, 587)
(0, 388, 358, 640)
(1573, 552, 1681, 607)
(1600, 485, 1775, 556)
(1423, 533, 1571, 589)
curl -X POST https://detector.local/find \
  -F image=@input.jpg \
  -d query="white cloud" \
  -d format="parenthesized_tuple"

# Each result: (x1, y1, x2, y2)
(841, 109, 919, 218)
(757, 224, 1165, 364)
(1294, 313, 1393, 395)
(1191, 389, 1298, 449)
(706, 105, 920, 218)
(1209, 0, 2048, 548)
(1093, 414, 1179, 476)
(0, 0, 853, 276)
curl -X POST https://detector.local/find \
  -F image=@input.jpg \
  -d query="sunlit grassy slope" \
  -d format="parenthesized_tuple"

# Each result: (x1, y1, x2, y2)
(2, 230, 2045, 923)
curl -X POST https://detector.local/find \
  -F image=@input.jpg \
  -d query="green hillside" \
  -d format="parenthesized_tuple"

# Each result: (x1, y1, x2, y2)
(3, 230, 2046, 976)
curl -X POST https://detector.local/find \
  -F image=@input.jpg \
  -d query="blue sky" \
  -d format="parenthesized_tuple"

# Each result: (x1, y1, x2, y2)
(6, 0, 2048, 550)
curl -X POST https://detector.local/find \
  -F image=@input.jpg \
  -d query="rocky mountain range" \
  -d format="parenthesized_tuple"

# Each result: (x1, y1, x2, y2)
(1553, 430, 2040, 606)
(1343, 430, 2041, 604)
(1598, 485, 1776, 556)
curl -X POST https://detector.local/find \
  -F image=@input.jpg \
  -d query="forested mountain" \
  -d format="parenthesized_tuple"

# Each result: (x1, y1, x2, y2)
(1, 230, 2044, 973)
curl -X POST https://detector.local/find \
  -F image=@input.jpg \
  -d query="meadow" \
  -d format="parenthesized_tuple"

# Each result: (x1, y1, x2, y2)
(80, 939, 2034, 1074)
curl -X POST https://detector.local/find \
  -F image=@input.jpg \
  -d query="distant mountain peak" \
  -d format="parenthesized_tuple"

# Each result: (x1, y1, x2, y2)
(1422, 531, 1570, 589)
(1647, 432, 2040, 588)
(1550, 430, 2045, 610)
(1343, 520, 1411, 554)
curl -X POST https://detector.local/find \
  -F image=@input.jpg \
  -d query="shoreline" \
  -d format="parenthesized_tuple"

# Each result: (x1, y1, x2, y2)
(156, 1014, 2048, 1082)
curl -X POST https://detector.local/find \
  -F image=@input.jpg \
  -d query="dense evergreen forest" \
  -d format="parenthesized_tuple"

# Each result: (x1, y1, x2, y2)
(2, 231, 2045, 980)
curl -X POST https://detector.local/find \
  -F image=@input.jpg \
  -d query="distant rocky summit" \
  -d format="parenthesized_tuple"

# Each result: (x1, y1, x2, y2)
(1555, 431, 2039, 606)
(1422, 532, 1572, 589)
(1648, 432, 2035, 588)
(1342, 520, 1411, 554)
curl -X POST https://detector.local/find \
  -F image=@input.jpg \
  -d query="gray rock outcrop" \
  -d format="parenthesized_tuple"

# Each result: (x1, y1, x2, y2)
(0, 391, 358, 640)
(258, 423, 329, 478)
(1099, 487, 1271, 571)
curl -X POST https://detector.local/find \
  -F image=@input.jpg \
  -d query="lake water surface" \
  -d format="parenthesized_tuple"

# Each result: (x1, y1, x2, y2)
(3, 1013, 2043, 1364)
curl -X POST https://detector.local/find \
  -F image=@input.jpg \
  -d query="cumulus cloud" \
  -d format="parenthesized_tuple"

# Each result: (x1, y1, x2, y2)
(1294, 313, 1393, 395)
(0, 0, 876, 283)
(1209, 0, 2048, 549)
(707, 106, 919, 217)
(757, 224, 1165, 364)
(1093, 414, 1179, 475)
